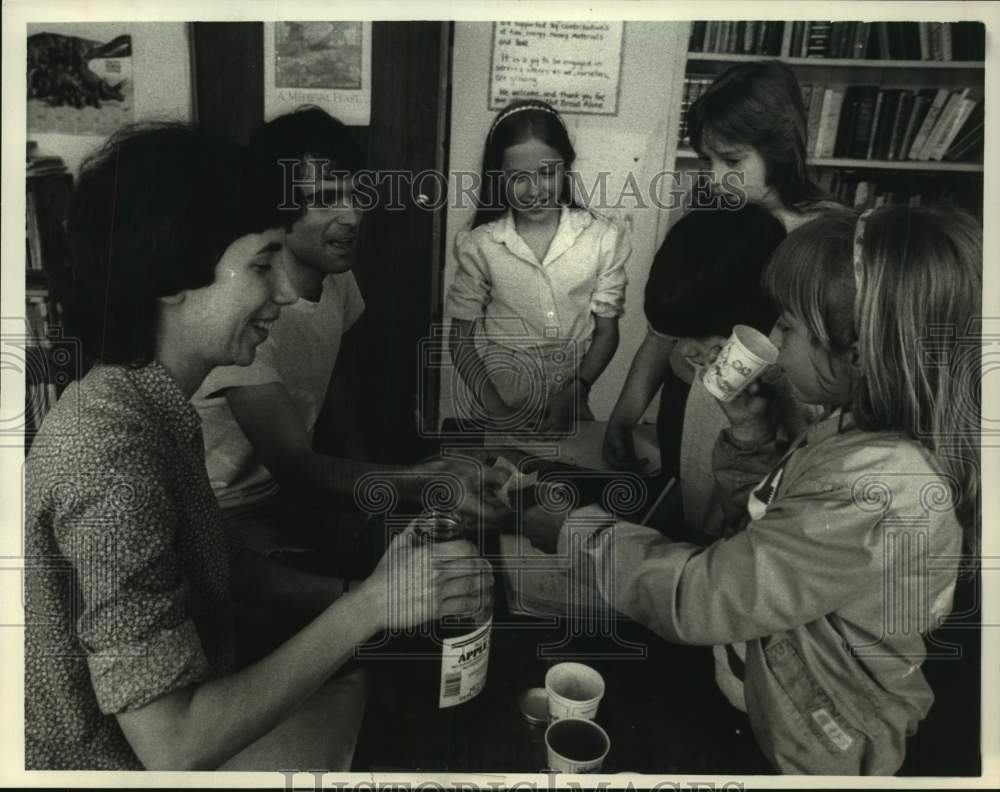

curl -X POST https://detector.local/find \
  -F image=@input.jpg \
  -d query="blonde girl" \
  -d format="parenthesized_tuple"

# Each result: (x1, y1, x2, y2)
(528, 205, 981, 774)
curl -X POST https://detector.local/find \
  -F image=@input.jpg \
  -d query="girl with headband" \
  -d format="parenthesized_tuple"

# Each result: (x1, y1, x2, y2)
(446, 99, 631, 434)
(524, 206, 981, 773)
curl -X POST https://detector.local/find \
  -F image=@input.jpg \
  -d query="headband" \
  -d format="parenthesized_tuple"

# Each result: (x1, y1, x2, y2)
(852, 208, 874, 296)
(488, 103, 567, 142)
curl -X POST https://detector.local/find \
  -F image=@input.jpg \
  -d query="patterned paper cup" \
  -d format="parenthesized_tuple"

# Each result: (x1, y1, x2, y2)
(702, 324, 779, 403)
(545, 662, 605, 721)
(545, 717, 611, 774)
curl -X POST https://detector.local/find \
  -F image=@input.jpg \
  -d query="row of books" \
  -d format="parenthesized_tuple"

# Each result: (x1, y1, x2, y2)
(803, 84, 982, 163)
(677, 74, 715, 144)
(826, 173, 981, 215)
(24, 153, 74, 449)
(25, 293, 62, 345)
(26, 189, 45, 272)
(687, 21, 784, 56)
(24, 296, 67, 446)
(26, 150, 69, 274)
(788, 21, 984, 61)
(27, 142, 69, 177)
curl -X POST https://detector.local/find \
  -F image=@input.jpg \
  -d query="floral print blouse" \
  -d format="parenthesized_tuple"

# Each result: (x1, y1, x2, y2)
(25, 362, 236, 769)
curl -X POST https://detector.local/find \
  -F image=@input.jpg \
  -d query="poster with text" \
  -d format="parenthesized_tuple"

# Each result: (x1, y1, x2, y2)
(27, 27, 134, 136)
(489, 21, 624, 115)
(264, 21, 372, 125)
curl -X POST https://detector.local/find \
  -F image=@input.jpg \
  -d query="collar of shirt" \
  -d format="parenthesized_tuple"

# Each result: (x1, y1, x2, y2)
(487, 206, 594, 267)
(129, 361, 203, 447)
(750, 409, 853, 517)
(806, 407, 857, 446)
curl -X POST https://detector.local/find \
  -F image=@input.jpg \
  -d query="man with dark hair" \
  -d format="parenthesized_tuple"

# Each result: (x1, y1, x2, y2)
(192, 107, 505, 569)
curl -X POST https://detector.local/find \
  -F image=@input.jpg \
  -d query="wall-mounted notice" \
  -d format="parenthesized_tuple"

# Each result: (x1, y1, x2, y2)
(263, 21, 371, 125)
(489, 21, 624, 115)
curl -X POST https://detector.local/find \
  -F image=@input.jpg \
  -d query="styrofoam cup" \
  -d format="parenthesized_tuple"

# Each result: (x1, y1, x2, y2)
(544, 717, 611, 773)
(545, 662, 605, 721)
(702, 324, 779, 402)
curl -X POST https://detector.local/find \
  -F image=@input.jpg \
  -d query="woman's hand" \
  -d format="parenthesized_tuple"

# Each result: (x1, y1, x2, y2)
(412, 456, 510, 526)
(360, 525, 493, 631)
(602, 421, 649, 472)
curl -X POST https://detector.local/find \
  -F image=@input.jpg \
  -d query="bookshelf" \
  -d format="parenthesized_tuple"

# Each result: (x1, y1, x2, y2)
(687, 53, 984, 70)
(675, 147, 983, 173)
(24, 156, 76, 450)
(678, 21, 985, 214)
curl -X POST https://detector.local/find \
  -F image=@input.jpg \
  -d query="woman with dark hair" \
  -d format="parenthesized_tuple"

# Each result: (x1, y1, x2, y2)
(24, 124, 491, 770)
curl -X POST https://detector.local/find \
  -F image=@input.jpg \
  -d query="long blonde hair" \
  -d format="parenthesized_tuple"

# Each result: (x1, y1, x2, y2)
(764, 206, 982, 553)
(854, 206, 981, 552)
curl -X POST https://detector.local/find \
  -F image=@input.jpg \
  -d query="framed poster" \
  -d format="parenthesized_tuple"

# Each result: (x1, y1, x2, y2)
(26, 26, 134, 136)
(489, 20, 624, 115)
(263, 21, 372, 125)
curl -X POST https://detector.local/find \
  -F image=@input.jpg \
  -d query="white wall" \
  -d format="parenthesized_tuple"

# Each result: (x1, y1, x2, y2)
(27, 22, 194, 177)
(440, 21, 689, 423)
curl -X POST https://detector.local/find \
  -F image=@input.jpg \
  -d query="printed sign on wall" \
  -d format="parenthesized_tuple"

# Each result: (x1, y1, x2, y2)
(489, 21, 624, 115)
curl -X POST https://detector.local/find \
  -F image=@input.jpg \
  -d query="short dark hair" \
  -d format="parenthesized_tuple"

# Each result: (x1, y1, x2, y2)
(644, 203, 786, 338)
(249, 105, 365, 210)
(67, 122, 294, 367)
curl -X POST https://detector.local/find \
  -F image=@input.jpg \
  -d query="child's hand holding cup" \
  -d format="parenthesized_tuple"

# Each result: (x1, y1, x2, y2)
(702, 325, 779, 402)
(702, 325, 780, 441)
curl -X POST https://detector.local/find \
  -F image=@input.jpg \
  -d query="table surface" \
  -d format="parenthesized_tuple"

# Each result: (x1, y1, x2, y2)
(483, 421, 662, 475)
(350, 441, 771, 775)
(352, 611, 772, 775)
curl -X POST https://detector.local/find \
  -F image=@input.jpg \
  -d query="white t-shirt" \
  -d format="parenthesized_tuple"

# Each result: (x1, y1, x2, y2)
(193, 269, 365, 508)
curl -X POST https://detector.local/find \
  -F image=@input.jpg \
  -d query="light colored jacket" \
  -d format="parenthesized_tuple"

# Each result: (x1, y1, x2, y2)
(559, 412, 961, 774)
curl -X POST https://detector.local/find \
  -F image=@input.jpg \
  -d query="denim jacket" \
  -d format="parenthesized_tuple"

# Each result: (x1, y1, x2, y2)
(559, 412, 961, 774)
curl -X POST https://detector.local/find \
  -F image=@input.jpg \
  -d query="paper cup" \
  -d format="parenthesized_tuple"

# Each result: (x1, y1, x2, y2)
(545, 662, 605, 721)
(545, 717, 611, 773)
(702, 324, 779, 402)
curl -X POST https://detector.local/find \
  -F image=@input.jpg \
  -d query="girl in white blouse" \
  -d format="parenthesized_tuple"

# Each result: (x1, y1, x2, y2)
(446, 100, 631, 434)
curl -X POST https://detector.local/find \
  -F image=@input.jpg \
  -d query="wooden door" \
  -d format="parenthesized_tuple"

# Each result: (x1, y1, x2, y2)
(193, 21, 450, 464)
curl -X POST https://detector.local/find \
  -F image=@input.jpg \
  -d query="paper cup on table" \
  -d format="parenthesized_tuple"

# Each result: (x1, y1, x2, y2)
(544, 717, 611, 773)
(702, 324, 779, 402)
(545, 662, 605, 721)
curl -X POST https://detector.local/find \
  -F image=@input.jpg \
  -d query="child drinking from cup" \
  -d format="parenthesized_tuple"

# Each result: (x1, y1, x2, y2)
(636, 61, 843, 467)
(603, 203, 785, 478)
(446, 99, 631, 434)
(526, 206, 981, 774)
